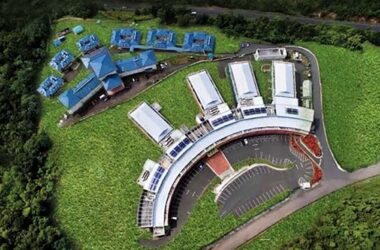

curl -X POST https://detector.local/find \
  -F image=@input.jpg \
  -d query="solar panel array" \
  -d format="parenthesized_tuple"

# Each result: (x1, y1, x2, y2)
(243, 107, 267, 116)
(149, 166, 165, 191)
(137, 190, 154, 227)
(169, 138, 191, 158)
(286, 108, 299, 115)
(211, 113, 234, 127)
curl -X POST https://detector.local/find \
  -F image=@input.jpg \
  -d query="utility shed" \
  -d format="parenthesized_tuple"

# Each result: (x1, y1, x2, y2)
(302, 80, 312, 99)
(129, 102, 173, 143)
(72, 25, 84, 35)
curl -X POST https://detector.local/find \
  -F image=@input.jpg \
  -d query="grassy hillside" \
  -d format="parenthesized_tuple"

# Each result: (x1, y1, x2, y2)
(300, 42, 380, 170)
(38, 13, 380, 249)
(240, 176, 380, 250)
(40, 59, 236, 249)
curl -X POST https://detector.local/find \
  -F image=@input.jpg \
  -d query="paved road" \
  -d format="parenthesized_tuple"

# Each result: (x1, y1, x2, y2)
(207, 46, 380, 249)
(219, 135, 314, 217)
(106, 2, 380, 32)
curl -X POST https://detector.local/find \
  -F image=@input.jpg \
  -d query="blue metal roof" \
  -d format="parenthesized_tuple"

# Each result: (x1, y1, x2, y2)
(146, 29, 176, 49)
(59, 73, 101, 109)
(37, 75, 64, 97)
(49, 50, 74, 72)
(81, 47, 117, 80)
(116, 50, 157, 74)
(76, 34, 100, 53)
(110, 28, 141, 49)
(182, 32, 215, 53)
(102, 74, 123, 91)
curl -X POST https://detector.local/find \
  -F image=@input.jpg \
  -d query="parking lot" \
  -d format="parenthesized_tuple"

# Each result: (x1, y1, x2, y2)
(217, 134, 314, 217)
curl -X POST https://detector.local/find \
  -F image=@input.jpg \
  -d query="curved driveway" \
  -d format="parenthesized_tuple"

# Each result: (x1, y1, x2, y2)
(208, 47, 380, 249)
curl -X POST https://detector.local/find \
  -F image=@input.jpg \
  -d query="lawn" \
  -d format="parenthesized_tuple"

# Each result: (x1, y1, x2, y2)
(239, 176, 380, 250)
(40, 58, 237, 249)
(251, 60, 272, 103)
(298, 42, 380, 171)
(233, 157, 294, 170)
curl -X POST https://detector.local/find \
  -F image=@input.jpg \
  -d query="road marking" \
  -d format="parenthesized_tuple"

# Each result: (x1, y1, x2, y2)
(279, 184, 285, 191)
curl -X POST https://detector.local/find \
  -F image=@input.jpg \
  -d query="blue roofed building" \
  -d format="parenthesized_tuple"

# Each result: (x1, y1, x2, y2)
(110, 28, 141, 50)
(76, 34, 100, 54)
(58, 73, 102, 114)
(81, 47, 117, 80)
(102, 74, 124, 96)
(49, 50, 74, 72)
(72, 25, 84, 35)
(146, 29, 177, 50)
(182, 32, 215, 53)
(116, 50, 157, 77)
(37, 75, 64, 97)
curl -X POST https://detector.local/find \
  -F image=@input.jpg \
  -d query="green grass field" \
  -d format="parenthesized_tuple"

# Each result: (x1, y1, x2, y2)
(239, 176, 380, 250)
(251, 61, 272, 103)
(38, 12, 380, 250)
(298, 42, 380, 171)
(40, 59, 237, 249)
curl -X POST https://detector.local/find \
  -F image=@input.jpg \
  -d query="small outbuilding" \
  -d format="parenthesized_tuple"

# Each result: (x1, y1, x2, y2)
(72, 25, 84, 35)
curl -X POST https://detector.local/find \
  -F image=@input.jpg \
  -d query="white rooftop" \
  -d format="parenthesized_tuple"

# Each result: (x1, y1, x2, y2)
(187, 70, 223, 110)
(129, 102, 173, 143)
(229, 61, 259, 101)
(273, 61, 296, 98)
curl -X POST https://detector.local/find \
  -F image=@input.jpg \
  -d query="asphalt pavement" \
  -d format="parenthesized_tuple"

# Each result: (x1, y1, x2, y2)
(105, 2, 380, 32)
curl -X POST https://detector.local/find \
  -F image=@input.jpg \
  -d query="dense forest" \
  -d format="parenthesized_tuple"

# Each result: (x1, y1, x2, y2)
(137, 4, 380, 50)
(281, 179, 380, 249)
(138, 0, 380, 21)
(0, 0, 99, 248)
